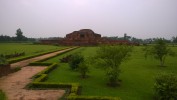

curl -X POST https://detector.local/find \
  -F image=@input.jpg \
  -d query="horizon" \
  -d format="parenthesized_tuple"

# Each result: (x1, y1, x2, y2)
(0, 0, 177, 39)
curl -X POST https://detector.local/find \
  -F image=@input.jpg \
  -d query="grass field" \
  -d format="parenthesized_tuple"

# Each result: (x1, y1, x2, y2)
(42, 46, 177, 100)
(0, 43, 67, 59)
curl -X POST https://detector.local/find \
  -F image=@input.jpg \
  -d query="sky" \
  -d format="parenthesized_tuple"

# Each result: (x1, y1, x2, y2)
(0, 0, 177, 39)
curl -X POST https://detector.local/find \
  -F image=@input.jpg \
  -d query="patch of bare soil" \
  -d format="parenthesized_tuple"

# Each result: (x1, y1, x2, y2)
(0, 66, 65, 100)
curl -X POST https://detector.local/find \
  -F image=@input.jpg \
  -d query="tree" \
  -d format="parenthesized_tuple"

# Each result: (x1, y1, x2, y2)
(15, 28, 27, 41)
(144, 39, 175, 67)
(172, 36, 177, 43)
(78, 61, 89, 78)
(94, 45, 132, 86)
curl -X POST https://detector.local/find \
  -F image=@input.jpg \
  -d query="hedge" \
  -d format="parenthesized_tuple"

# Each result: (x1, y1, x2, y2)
(8, 47, 72, 64)
(33, 74, 47, 82)
(67, 95, 120, 100)
(33, 63, 58, 78)
(36, 47, 79, 62)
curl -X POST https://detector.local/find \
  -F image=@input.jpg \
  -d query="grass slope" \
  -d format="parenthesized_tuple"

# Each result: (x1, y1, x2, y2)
(43, 46, 177, 100)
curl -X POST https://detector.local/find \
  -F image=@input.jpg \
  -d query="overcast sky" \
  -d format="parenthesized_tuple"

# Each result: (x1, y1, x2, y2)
(0, 0, 177, 39)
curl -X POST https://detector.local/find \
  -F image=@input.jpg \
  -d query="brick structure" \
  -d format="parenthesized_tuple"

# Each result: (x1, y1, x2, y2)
(40, 29, 134, 46)
(62, 29, 102, 46)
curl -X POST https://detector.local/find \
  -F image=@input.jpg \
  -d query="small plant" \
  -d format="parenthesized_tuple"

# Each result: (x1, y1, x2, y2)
(69, 53, 84, 70)
(154, 73, 177, 100)
(78, 61, 89, 78)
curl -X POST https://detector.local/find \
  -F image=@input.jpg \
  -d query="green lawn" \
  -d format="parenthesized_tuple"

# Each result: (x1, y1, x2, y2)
(0, 43, 67, 59)
(43, 46, 177, 100)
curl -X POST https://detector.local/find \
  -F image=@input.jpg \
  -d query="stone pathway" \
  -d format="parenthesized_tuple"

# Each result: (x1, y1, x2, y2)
(0, 67, 65, 100)
(11, 47, 77, 68)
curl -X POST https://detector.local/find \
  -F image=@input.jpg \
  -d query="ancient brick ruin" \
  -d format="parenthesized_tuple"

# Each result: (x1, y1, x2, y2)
(40, 29, 134, 46)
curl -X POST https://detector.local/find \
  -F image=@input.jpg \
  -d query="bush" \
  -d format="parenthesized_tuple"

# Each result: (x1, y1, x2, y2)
(69, 53, 84, 70)
(0, 90, 6, 100)
(0, 56, 9, 66)
(60, 55, 72, 63)
(154, 73, 177, 100)
(11, 67, 21, 73)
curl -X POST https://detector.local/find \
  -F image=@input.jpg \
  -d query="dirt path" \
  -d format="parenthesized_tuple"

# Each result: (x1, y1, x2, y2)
(11, 47, 77, 68)
(0, 66, 65, 100)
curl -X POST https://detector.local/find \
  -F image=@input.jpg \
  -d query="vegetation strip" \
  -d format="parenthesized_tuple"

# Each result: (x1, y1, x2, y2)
(28, 62, 120, 100)
(8, 47, 71, 64)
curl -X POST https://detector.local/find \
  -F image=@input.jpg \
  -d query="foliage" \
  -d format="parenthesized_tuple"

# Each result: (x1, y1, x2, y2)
(60, 55, 72, 63)
(69, 53, 84, 70)
(15, 28, 27, 41)
(172, 36, 177, 43)
(78, 61, 89, 78)
(94, 45, 132, 86)
(11, 67, 21, 73)
(42, 47, 177, 100)
(0, 52, 25, 59)
(0, 90, 6, 100)
(0, 56, 9, 66)
(154, 73, 177, 100)
(144, 39, 175, 67)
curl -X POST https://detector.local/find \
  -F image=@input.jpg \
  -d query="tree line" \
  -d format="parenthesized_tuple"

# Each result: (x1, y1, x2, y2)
(0, 28, 35, 42)
(104, 36, 177, 44)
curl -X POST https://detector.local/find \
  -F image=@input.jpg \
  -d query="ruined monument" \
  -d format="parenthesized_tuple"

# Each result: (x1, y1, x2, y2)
(61, 29, 102, 46)
(40, 29, 134, 46)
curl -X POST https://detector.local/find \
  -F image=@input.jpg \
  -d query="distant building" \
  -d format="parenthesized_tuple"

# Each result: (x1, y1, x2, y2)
(40, 29, 137, 46)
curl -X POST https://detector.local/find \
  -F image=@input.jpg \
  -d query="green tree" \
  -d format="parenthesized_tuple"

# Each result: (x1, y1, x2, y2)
(144, 39, 175, 67)
(172, 36, 177, 43)
(78, 61, 89, 78)
(94, 45, 132, 86)
(15, 28, 26, 41)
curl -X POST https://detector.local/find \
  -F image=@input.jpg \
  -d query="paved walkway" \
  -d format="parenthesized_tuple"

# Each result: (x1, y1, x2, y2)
(11, 47, 77, 68)
(0, 67, 65, 100)
(0, 47, 77, 100)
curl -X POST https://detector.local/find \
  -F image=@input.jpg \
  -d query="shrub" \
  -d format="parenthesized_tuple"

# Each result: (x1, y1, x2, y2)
(154, 73, 177, 100)
(11, 67, 21, 73)
(0, 56, 9, 66)
(0, 90, 6, 100)
(60, 55, 72, 63)
(69, 53, 84, 70)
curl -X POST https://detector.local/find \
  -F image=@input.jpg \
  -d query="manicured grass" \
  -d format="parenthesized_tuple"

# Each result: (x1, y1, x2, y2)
(0, 43, 67, 59)
(0, 90, 6, 100)
(43, 46, 177, 100)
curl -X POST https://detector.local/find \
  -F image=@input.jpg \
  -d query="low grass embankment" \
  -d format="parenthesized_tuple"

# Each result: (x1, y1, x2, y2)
(41, 46, 177, 100)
